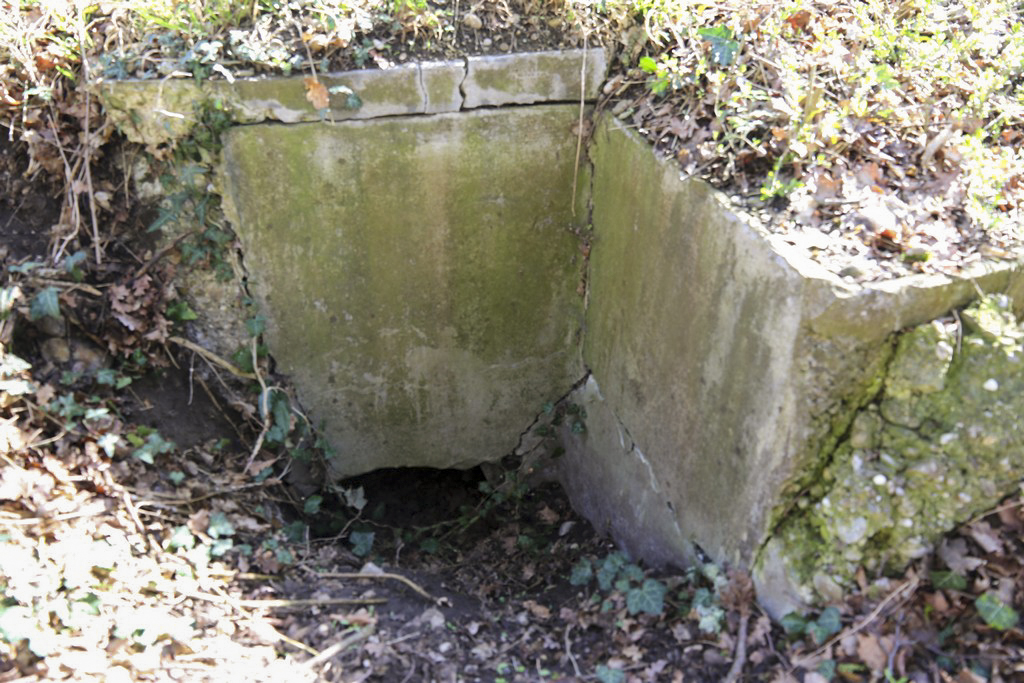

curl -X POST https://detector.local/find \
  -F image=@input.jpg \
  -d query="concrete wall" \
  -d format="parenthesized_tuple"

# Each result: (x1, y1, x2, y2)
(220, 106, 588, 479)
(559, 116, 1024, 616)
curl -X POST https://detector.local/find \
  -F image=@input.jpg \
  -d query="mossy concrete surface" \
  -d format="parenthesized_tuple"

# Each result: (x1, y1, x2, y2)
(564, 116, 1024, 618)
(462, 49, 608, 108)
(764, 294, 1024, 609)
(95, 48, 606, 149)
(220, 106, 587, 478)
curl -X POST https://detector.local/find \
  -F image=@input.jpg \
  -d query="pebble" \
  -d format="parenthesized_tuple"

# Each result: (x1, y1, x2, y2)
(462, 13, 482, 30)
(983, 378, 999, 391)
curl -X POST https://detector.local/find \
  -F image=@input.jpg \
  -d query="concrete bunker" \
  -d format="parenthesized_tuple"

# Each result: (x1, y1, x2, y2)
(98, 49, 1024, 617)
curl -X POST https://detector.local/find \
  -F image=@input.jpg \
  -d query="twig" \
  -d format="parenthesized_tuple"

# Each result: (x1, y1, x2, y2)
(238, 597, 387, 609)
(723, 611, 750, 683)
(564, 624, 582, 678)
(121, 489, 157, 554)
(0, 502, 109, 525)
(571, 33, 588, 218)
(244, 335, 274, 474)
(186, 590, 386, 610)
(25, 278, 103, 296)
(313, 571, 436, 603)
(167, 336, 257, 381)
(302, 625, 375, 670)
(132, 230, 196, 279)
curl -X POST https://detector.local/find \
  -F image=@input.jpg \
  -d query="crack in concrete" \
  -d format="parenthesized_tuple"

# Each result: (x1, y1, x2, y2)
(456, 57, 469, 111)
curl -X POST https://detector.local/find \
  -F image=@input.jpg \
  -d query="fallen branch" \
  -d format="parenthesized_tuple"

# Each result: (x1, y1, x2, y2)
(302, 625, 375, 670)
(187, 591, 386, 609)
(564, 624, 582, 678)
(167, 336, 257, 381)
(314, 571, 436, 603)
(722, 611, 749, 683)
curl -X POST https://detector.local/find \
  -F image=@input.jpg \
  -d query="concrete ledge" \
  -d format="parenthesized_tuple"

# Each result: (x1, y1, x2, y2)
(463, 48, 607, 108)
(96, 49, 607, 147)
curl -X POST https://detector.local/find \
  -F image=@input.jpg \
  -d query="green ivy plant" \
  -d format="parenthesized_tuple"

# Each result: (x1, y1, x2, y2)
(570, 552, 668, 617)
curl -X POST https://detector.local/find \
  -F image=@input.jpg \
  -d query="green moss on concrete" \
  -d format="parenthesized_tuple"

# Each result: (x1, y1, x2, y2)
(771, 295, 1024, 598)
(220, 106, 587, 477)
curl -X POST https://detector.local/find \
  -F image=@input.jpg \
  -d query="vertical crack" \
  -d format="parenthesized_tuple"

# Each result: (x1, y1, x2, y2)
(457, 57, 469, 111)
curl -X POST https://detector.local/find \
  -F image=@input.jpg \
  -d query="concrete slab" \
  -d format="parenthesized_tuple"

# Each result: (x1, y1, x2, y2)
(96, 61, 466, 147)
(219, 106, 588, 479)
(463, 48, 607, 108)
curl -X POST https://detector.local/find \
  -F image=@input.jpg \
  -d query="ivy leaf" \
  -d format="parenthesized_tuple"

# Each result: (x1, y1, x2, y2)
(350, 530, 375, 557)
(638, 56, 658, 73)
(264, 391, 292, 445)
(780, 612, 808, 635)
(30, 287, 61, 320)
(168, 525, 195, 550)
(207, 511, 235, 539)
(303, 495, 323, 515)
(597, 552, 626, 591)
(975, 592, 1020, 631)
(596, 665, 625, 683)
(697, 26, 739, 66)
(166, 299, 198, 322)
(930, 570, 968, 591)
(626, 578, 667, 616)
(808, 607, 842, 644)
(245, 315, 266, 336)
(569, 558, 593, 586)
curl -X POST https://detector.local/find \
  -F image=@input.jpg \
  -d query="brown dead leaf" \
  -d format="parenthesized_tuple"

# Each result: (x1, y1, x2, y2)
(522, 599, 550, 620)
(304, 77, 329, 110)
(537, 504, 559, 525)
(938, 538, 985, 574)
(967, 521, 1004, 555)
(784, 10, 812, 32)
(955, 669, 986, 683)
(188, 509, 210, 535)
(856, 633, 888, 672)
(0, 419, 27, 454)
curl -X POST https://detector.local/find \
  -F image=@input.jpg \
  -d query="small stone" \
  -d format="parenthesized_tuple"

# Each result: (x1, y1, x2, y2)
(856, 203, 898, 234)
(481, 37, 492, 47)
(40, 337, 71, 364)
(812, 572, 844, 603)
(498, 42, 510, 52)
(872, 473, 887, 486)
(837, 517, 868, 544)
(983, 378, 999, 391)
(462, 13, 482, 30)
(838, 264, 865, 279)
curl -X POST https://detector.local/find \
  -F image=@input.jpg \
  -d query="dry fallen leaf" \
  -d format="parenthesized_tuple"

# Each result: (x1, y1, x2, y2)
(522, 599, 550, 620)
(304, 77, 329, 110)
(784, 9, 812, 32)
(967, 521, 1004, 556)
(856, 633, 889, 672)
